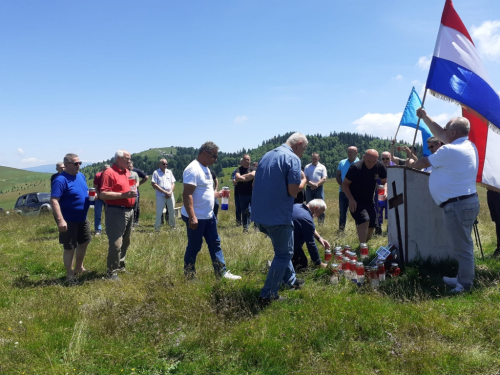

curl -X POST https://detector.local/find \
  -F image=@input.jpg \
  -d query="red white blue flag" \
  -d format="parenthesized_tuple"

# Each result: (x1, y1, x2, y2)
(426, 0, 500, 189)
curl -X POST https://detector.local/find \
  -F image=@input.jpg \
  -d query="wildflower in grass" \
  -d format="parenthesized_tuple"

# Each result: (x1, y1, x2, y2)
(19, 321, 22, 324)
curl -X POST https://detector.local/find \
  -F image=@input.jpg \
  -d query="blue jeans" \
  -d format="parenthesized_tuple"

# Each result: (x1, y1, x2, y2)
(94, 199, 104, 232)
(306, 186, 325, 223)
(376, 200, 388, 226)
(239, 195, 252, 230)
(182, 215, 227, 278)
(443, 195, 480, 290)
(257, 223, 296, 299)
(338, 191, 349, 230)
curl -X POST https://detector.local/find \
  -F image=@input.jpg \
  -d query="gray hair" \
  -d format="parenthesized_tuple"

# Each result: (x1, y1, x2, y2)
(308, 199, 327, 211)
(286, 132, 308, 146)
(56, 162, 64, 168)
(159, 158, 168, 164)
(63, 153, 78, 163)
(115, 149, 128, 159)
(450, 117, 470, 136)
(199, 141, 219, 155)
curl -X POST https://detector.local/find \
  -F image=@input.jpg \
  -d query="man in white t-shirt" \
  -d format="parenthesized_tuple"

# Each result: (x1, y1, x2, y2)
(407, 109, 479, 294)
(304, 152, 328, 224)
(152, 159, 176, 231)
(181, 141, 241, 281)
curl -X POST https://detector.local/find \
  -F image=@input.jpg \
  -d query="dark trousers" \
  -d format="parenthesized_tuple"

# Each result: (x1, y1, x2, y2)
(133, 195, 140, 225)
(214, 198, 219, 218)
(239, 194, 252, 230)
(234, 193, 241, 225)
(339, 191, 349, 230)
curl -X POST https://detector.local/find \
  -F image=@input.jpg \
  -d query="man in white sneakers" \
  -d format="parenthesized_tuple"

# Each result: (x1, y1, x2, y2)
(152, 158, 176, 232)
(181, 141, 241, 281)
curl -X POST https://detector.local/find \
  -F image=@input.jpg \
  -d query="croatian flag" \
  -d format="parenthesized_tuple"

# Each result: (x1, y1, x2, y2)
(426, 0, 500, 189)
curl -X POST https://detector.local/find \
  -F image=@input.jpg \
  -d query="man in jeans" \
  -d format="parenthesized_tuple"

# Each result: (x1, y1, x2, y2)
(93, 165, 110, 235)
(252, 133, 308, 305)
(407, 109, 479, 294)
(336, 146, 358, 231)
(181, 141, 241, 281)
(100, 149, 137, 280)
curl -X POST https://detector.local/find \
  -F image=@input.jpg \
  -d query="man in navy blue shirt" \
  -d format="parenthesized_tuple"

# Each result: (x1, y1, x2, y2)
(292, 200, 330, 271)
(50, 153, 91, 284)
(252, 133, 308, 305)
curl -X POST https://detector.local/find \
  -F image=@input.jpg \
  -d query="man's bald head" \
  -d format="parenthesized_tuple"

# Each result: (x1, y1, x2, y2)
(363, 149, 379, 169)
(347, 146, 358, 162)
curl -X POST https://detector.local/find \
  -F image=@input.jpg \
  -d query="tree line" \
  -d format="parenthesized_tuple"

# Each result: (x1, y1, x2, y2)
(80, 132, 416, 182)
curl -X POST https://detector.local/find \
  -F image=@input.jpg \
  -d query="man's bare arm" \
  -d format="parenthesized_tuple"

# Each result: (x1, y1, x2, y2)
(50, 197, 67, 232)
(335, 170, 342, 185)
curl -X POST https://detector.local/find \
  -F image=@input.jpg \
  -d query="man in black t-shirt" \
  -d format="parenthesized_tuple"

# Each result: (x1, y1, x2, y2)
(342, 149, 387, 245)
(234, 154, 256, 231)
(132, 163, 149, 226)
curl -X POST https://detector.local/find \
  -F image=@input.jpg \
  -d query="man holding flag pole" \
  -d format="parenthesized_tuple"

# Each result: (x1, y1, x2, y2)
(404, 0, 500, 292)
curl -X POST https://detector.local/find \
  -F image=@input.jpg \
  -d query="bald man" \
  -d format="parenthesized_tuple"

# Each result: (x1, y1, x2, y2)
(342, 149, 387, 245)
(336, 146, 359, 231)
(407, 109, 479, 294)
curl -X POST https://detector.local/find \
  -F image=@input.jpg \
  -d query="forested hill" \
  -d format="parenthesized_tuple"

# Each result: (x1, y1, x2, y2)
(81, 132, 417, 182)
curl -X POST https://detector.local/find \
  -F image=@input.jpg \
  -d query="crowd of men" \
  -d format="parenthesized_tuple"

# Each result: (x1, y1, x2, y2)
(49, 110, 500, 297)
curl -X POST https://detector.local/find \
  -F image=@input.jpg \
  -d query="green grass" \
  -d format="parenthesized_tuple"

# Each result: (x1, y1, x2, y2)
(0, 181, 499, 374)
(0, 166, 52, 209)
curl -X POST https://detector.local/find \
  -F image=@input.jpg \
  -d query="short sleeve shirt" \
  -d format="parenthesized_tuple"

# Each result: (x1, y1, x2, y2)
(304, 162, 327, 184)
(427, 137, 478, 205)
(51, 171, 90, 222)
(152, 168, 176, 198)
(101, 164, 135, 207)
(345, 160, 387, 205)
(337, 157, 359, 192)
(181, 160, 214, 219)
(251, 144, 302, 226)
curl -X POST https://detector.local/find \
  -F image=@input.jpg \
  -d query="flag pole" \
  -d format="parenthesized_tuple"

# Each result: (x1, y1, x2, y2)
(410, 88, 428, 153)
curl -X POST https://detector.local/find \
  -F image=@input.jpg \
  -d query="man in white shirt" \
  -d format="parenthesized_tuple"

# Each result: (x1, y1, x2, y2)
(152, 159, 176, 231)
(181, 141, 241, 281)
(304, 153, 328, 224)
(407, 109, 479, 293)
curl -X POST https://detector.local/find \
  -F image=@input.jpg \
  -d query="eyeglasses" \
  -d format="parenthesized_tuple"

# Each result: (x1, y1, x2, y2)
(67, 161, 82, 166)
(381, 158, 390, 160)
(161, 163, 168, 166)
(205, 150, 218, 160)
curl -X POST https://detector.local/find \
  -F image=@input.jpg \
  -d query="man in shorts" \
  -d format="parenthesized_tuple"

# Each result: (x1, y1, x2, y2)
(50, 153, 91, 284)
(342, 149, 387, 245)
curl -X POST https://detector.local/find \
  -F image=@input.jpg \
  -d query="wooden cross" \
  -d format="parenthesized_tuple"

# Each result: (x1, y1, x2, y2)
(388, 181, 405, 267)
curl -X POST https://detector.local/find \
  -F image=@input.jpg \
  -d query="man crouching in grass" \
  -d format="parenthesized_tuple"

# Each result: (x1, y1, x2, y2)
(50, 153, 91, 285)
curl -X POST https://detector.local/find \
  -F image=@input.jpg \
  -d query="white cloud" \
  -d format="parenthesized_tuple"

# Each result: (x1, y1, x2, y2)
(234, 115, 249, 124)
(471, 20, 500, 62)
(21, 157, 46, 163)
(352, 110, 460, 144)
(17, 148, 24, 157)
(392, 75, 404, 80)
(417, 55, 432, 70)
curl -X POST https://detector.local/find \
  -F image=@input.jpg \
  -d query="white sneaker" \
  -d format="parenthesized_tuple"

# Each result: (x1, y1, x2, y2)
(448, 283, 465, 294)
(222, 271, 242, 280)
(443, 276, 458, 287)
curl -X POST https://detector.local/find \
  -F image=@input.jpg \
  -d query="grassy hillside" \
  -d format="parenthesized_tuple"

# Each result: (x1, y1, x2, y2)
(0, 180, 499, 374)
(0, 166, 52, 209)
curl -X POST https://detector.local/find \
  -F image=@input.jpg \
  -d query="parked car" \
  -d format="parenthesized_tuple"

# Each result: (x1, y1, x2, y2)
(14, 192, 52, 216)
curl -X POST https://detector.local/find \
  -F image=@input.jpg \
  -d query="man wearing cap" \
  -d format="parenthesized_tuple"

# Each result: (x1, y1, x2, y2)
(100, 149, 137, 279)
(407, 109, 479, 294)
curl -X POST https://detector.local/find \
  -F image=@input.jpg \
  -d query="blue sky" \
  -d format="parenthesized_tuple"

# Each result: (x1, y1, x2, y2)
(1, 0, 500, 168)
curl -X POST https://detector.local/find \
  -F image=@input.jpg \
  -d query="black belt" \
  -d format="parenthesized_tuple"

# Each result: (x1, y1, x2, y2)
(439, 193, 477, 208)
(107, 205, 134, 209)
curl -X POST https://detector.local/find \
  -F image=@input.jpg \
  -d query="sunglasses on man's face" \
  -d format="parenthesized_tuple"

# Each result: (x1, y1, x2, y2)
(68, 162, 82, 166)
(162, 163, 168, 166)
(205, 150, 218, 160)
(382, 158, 390, 160)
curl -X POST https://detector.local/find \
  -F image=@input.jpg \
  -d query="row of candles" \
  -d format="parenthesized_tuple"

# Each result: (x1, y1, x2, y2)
(324, 244, 400, 287)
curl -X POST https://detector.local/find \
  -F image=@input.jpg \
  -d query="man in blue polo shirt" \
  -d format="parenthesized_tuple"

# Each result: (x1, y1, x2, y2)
(336, 146, 359, 231)
(50, 153, 91, 284)
(292, 199, 330, 271)
(252, 132, 308, 305)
